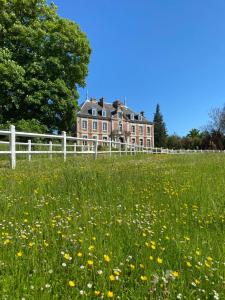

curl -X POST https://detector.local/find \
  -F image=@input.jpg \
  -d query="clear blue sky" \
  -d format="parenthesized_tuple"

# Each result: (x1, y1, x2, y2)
(50, 0, 225, 136)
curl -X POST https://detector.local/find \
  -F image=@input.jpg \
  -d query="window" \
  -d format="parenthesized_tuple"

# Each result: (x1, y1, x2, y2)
(102, 110, 106, 117)
(92, 108, 97, 116)
(131, 113, 134, 121)
(118, 112, 123, 119)
(138, 115, 143, 121)
(82, 135, 88, 145)
(131, 125, 135, 133)
(119, 122, 122, 131)
(102, 122, 108, 131)
(139, 126, 143, 135)
(82, 120, 87, 130)
(140, 139, 143, 146)
(147, 139, 151, 147)
(147, 126, 151, 135)
(93, 121, 98, 131)
(132, 138, 136, 144)
(103, 136, 108, 146)
(93, 135, 98, 146)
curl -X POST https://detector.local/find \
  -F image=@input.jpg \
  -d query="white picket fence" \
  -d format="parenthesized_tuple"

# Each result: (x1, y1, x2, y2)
(0, 125, 224, 169)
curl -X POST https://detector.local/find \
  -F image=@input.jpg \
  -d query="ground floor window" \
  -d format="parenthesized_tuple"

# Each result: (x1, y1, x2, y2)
(140, 139, 143, 146)
(103, 136, 108, 147)
(93, 135, 98, 146)
(82, 135, 88, 145)
(147, 139, 151, 147)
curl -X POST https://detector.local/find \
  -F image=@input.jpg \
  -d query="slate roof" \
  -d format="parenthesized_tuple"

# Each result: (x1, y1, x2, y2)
(77, 99, 153, 125)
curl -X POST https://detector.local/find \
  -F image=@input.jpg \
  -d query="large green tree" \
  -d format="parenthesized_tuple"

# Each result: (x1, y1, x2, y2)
(0, 0, 91, 132)
(153, 104, 167, 147)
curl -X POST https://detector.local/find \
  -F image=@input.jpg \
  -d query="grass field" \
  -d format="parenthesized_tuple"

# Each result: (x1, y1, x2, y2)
(0, 154, 224, 299)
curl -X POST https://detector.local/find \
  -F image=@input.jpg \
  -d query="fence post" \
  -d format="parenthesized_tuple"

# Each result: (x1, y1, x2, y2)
(49, 141, 53, 160)
(28, 139, 32, 161)
(94, 140, 98, 159)
(9, 125, 16, 169)
(62, 131, 67, 162)
(119, 142, 122, 156)
(125, 142, 128, 155)
(109, 140, 112, 157)
(74, 142, 76, 156)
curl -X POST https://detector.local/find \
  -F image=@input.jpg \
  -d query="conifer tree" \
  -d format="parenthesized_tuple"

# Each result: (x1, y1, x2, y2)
(153, 104, 167, 147)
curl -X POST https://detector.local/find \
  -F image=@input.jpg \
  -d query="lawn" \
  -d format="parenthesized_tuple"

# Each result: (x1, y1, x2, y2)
(0, 154, 224, 299)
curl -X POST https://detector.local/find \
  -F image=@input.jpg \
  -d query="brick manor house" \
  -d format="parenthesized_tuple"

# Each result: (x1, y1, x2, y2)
(75, 97, 154, 147)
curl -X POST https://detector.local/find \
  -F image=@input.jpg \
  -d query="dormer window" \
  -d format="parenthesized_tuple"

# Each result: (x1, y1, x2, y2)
(118, 112, 123, 119)
(138, 115, 143, 121)
(92, 108, 97, 116)
(131, 113, 134, 121)
(102, 110, 106, 117)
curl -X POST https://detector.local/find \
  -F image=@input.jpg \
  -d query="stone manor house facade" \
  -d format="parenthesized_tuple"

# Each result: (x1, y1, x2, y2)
(75, 97, 154, 148)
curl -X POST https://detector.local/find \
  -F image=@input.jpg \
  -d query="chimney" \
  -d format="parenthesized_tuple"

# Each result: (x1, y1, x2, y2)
(90, 97, 97, 103)
(113, 100, 122, 109)
(98, 97, 104, 107)
(140, 111, 145, 117)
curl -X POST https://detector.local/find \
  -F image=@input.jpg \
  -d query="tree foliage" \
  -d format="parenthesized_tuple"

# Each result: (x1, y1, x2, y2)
(0, 0, 91, 132)
(207, 105, 225, 134)
(153, 104, 167, 147)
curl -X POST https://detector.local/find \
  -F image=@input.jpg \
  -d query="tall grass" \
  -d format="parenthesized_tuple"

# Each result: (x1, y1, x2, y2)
(0, 154, 224, 299)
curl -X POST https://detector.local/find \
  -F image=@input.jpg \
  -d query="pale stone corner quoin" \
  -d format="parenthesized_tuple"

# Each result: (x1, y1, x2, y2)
(75, 97, 155, 148)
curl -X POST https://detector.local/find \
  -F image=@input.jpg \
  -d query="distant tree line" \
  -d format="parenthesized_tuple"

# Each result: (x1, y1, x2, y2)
(153, 103, 225, 150)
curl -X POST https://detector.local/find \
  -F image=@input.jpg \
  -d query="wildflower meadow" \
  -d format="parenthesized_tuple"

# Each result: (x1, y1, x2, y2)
(0, 154, 224, 299)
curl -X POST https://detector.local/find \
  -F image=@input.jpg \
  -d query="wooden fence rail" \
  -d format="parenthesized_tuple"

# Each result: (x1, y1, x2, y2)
(0, 125, 225, 169)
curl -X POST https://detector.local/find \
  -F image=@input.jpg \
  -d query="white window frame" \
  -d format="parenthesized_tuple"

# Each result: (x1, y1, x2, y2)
(132, 138, 136, 144)
(147, 126, 151, 135)
(131, 113, 134, 121)
(139, 138, 143, 146)
(102, 110, 106, 117)
(102, 136, 108, 147)
(131, 124, 135, 134)
(93, 120, 98, 131)
(82, 135, 88, 145)
(138, 115, 143, 121)
(92, 108, 97, 116)
(102, 122, 108, 132)
(147, 139, 151, 147)
(139, 125, 143, 135)
(82, 119, 87, 130)
(92, 135, 98, 146)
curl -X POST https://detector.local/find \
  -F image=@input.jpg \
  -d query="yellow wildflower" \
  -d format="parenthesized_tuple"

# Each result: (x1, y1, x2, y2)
(109, 274, 115, 281)
(94, 290, 101, 296)
(3, 239, 10, 245)
(87, 260, 94, 266)
(77, 252, 83, 257)
(88, 245, 95, 251)
(104, 254, 110, 262)
(64, 253, 72, 260)
(157, 257, 163, 264)
(140, 275, 148, 281)
(107, 291, 113, 298)
(16, 251, 23, 257)
(172, 271, 179, 277)
(68, 280, 75, 287)
(148, 255, 153, 261)
(186, 261, 192, 267)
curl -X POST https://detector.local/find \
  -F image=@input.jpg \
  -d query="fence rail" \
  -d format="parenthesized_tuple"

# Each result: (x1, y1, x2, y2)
(0, 125, 225, 169)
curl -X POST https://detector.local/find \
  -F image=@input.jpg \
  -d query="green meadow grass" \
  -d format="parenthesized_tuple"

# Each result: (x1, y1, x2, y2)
(0, 154, 224, 299)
